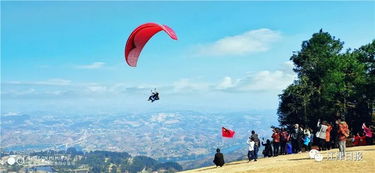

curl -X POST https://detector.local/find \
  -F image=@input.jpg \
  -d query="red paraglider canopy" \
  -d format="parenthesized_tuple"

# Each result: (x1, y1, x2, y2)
(124, 23, 178, 67)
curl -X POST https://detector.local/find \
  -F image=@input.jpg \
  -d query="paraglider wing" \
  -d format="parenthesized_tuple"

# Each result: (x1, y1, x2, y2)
(222, 127, 235, 138)
(125, 23, 178, 67)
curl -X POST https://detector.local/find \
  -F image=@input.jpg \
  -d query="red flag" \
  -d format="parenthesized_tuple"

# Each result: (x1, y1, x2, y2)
(222, 127, 235, 138)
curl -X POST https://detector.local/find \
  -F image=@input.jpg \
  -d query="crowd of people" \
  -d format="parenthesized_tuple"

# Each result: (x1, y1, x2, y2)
(261, 119, 373, 158)
(213, 119, 374, 167)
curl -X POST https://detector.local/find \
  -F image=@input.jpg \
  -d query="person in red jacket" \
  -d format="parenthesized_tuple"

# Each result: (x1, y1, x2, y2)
(362, 123, 373, 145)
(272, 128, 281, 156)
(280, 128, 289, 155)
(353, 133, 361, 146)
(359, 133, 367, 146)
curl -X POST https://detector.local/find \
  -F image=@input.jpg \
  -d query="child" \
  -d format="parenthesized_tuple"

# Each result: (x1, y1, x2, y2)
(303, 133, 311, 152)
(247, 137, 256, 161)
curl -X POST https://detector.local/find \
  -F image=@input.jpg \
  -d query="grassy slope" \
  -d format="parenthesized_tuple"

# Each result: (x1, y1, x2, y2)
(179, 145, 375, 173)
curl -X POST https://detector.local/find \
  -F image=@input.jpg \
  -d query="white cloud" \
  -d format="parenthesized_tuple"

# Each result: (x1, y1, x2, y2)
(217, 61, 296, 92)
(172, 79, 211, 93)
(86, 85, 107, 93)
(282, 61, 294, 71)
(76, 62, 105, 69)
(45, 90, 66, 96)
(6, 79, 72, 86)
(2, 61, 296, 99)
(172, 61, 295, 92)
(216, 77, 237, 90)
(196, 28, 281, 56)
(237, 70, 295, 91)
(2, 112, 20, 116)
(36, 79, 72, 86)
(3, 88, 36, 97)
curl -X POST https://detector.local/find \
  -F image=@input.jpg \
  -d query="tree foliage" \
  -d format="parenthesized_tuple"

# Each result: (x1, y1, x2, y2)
(278, 29, 374, 132)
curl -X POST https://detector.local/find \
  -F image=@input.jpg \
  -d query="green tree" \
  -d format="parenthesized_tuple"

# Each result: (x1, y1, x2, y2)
(353, 40, 375, 126)
(278, 76, 313, 127)
(278, 30, 373, 130)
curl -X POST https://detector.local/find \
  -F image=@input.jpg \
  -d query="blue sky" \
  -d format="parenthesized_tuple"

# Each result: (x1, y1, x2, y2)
(1, 1, 375, 114)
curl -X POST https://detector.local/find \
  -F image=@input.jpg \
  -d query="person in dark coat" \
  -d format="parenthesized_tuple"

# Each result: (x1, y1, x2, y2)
(250, 130, 260, 161)
(291, 124, 304, 153)
(262, 139, 273, 157)
(213, 148, 225, 167)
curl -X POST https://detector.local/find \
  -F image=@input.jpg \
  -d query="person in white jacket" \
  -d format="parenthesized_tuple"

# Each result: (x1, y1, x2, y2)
(247, 137, 256, 162)
(316, 119, 328, 151)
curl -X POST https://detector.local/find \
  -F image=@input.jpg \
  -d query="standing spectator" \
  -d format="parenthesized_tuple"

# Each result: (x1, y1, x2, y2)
(353, 133, 361, 146)
(299, 126, 305, 150)
(316, 119, 328, 151)
(291, 124, 303, 153)
(325, 123, 333, 150)
(359, 133, 367, 146)
(272, 128, 281, 156)
(331, 122, 339, 148)
(309, 128, 314, 149)
(362, 123, 373, 145)
(337, 119, 349, 157)
(280, 128, 289, 155)
(303, 127, 311, 152)
(247, 137, 256, 162)
(213, 148, 225, 167)
(250, 131, 260, 161)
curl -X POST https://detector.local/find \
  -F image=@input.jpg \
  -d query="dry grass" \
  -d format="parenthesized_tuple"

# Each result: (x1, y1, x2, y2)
(179, 145, 375, 173)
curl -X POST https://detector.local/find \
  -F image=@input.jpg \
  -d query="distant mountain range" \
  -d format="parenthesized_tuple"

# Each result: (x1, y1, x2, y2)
(1, 110, 277, 170)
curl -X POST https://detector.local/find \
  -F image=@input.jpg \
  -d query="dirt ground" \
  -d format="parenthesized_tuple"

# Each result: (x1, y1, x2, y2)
(179, 145, 375, 173)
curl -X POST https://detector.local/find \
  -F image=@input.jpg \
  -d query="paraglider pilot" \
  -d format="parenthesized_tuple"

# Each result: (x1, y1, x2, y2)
(148, 89, 159, 102)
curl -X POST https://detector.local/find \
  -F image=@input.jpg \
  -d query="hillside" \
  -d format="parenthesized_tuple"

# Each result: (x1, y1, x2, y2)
(179, 145, 375, 173)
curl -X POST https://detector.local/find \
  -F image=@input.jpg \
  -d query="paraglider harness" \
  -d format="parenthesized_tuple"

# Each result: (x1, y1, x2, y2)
(148, 89, 159, 102)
